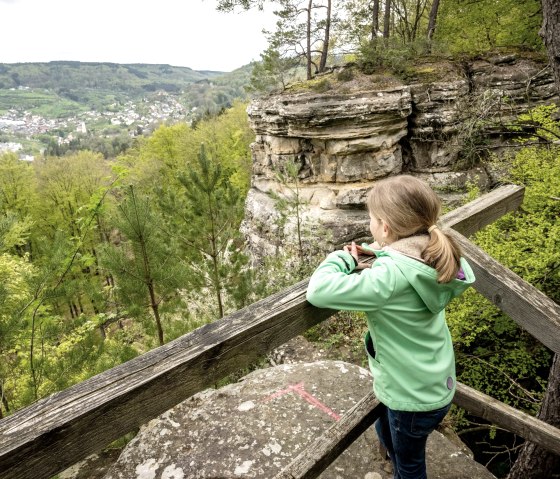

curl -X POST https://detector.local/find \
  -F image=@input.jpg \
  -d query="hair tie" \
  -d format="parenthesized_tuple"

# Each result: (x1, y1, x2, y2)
(428, 225, 438, 233)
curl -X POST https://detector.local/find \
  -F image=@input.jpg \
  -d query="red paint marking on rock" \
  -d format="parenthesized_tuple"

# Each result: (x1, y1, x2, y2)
(263, 382, 340, 421)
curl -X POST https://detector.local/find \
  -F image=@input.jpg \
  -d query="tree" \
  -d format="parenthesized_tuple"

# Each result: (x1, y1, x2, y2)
(160, 144, 250, 319)
(540, 0, 560, 90)
(383, 0, 391, 39)
(372, 0, 380, 39)
(427, 0, 440, 43)
(247, 48, 301, 93)
(269, 160, 307, 262)
(34, 152, 115, 319)
(391, 0, 430, 42)
(0, 153, 37, 257)
(319, 0, 332, 72)
(0, 250, 35, 416)
(217, 0, 335, 80)
(436, 0, 542, 54)
(101, 186, 186, 346)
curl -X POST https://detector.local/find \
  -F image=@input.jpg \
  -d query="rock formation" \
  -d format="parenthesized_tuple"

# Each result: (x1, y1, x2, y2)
(102, 360, 496, 479)
(242, 54, 558, 257)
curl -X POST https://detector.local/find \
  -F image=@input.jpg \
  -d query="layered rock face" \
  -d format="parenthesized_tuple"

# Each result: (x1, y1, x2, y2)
(243, 54, 558, 257)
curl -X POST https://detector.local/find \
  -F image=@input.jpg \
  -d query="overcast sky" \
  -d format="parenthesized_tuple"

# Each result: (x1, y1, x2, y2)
(0, 0, 277, 72)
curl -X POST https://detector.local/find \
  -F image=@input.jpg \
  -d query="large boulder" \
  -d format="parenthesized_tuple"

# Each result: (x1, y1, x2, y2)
(103, 360, 496, 479)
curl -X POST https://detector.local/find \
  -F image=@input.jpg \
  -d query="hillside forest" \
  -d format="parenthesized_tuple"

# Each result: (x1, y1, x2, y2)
(1, 0, 560, 478)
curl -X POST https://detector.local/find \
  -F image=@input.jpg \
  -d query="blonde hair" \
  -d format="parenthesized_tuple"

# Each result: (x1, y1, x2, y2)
(367, 175, 462, 283)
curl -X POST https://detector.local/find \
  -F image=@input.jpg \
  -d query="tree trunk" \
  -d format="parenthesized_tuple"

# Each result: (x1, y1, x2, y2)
(506, 353, 560, 479)
(371, 0, 380, 40)
(211, 251, 225, 319)
(427, 0, 440, 43)
(0, 382, 9, 418)
(540, 0, 560, 91)
(306, 0, 313, 80)
(383, 0, 391, 39)
(147, 281, 164, 346)
(318, 0, 331, 72)
(426, 0, 440, 54)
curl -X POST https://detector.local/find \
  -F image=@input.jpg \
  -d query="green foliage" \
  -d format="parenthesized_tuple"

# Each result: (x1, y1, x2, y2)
(357, 38, 423, 78)
(0, 152, 37, 217)
(117, 101, 253, 196)
(0, 100, 255, 417)
(435, 0, 543, 55)
(515, 104, 560, 143)
(159, 144, 251, 319)
(447, 107, 560, 416)
(182, 64, 253, 119)
(247, 47, 301, 94)
(100, 186, 187, 345)
(0, 88, 86, 117)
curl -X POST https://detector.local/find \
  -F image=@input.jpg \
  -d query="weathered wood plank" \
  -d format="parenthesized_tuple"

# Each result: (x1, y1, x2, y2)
(454, 382, 560, 456)
(449, 230, 560, 354)
(274, 392, 383, 479)
(0, 184, 527, 479)
(440, 184, 525, 236)
(0, 280, 336, 479)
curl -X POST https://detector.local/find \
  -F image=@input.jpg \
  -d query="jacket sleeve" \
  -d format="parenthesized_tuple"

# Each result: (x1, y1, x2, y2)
(306, 251, 395, 312)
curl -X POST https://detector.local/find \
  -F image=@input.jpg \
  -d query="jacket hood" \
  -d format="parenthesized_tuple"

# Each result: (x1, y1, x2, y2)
(373, 235, 475, 313)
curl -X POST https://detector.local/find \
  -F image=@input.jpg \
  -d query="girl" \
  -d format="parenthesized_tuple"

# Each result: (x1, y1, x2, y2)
(306, 175, 475, 479)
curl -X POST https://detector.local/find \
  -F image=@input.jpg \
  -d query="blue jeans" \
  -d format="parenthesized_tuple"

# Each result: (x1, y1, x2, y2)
(375, 403, 451, 479)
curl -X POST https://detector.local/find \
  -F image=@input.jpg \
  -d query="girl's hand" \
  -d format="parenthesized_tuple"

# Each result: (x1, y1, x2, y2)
(343, 242, 371, 269)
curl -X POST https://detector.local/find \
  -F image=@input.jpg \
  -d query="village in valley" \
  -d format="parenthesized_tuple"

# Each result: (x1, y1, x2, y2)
(0, 89, 192, 160)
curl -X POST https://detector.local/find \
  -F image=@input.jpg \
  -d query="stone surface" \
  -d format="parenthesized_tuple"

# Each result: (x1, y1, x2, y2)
(242, 55, 558, 258)
(102, 360, 496, 479)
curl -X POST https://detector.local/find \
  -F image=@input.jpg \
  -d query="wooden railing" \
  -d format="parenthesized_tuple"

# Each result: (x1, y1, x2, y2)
(1, 184, 560, 479)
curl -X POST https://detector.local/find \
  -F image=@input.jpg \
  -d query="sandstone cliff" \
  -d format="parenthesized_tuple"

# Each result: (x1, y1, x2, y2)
(242, 54, 558, 257)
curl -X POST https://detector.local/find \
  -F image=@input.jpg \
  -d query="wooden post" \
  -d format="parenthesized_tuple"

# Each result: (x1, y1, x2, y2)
(454, 383, 560, 455)
(274, 393, 382, 479)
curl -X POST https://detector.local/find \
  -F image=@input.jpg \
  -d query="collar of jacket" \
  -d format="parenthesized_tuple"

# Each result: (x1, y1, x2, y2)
(382, 234, 430, 263)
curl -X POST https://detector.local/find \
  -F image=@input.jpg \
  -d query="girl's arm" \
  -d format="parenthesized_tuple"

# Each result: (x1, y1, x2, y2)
(306, 250, 395, 312)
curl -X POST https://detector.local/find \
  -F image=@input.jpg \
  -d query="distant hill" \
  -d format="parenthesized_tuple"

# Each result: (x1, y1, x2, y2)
(0, 61, 254, 157)
(0, 61, 253, 118)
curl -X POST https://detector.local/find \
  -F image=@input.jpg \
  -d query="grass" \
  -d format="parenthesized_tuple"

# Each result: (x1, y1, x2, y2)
(0, 89, 85, 117)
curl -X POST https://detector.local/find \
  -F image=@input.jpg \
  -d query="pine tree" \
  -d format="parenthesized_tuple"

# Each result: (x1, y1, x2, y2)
(101, 186, 186, 345)
(160, 144, 250, 319)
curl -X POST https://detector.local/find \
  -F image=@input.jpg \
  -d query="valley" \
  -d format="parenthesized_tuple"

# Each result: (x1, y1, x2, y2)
(0, 61, 252, 157)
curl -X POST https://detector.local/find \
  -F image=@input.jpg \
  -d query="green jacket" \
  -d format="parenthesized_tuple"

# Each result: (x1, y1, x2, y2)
(306, 236, 475, 411)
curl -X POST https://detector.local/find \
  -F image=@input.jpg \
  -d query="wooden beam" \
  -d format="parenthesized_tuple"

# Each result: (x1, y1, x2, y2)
(440, 184, 525, 237)
(454, 382, 560, 456)
(0, 280, 336, 479)
(450, 230, 560, 354)
(274, 392, 383, 479)
(0, 184, 526, 479)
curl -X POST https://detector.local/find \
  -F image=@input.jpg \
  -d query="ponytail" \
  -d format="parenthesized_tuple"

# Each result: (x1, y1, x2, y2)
(422, 226, 462, 283)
